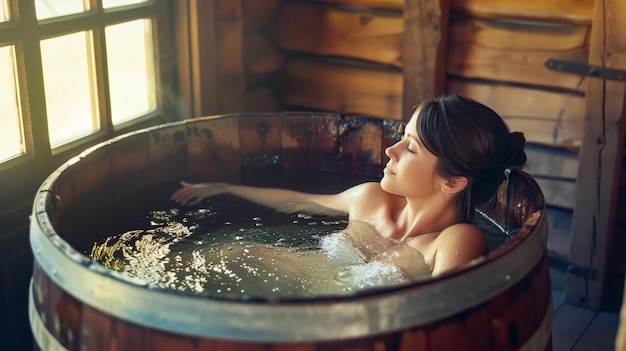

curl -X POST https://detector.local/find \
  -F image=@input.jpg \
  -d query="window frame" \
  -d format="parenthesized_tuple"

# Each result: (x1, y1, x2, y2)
(0, 0, 177, 226)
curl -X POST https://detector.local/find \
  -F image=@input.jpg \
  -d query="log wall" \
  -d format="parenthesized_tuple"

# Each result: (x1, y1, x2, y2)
(240, 0, 593, 210)
(447, 1, 594, 211)
(241, 0, 406, 118)
(222, 0, 625, 308)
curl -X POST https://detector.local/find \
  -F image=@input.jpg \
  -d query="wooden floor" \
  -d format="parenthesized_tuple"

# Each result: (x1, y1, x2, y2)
(548, 206, 622, 351)
(550, 266, 620, 351)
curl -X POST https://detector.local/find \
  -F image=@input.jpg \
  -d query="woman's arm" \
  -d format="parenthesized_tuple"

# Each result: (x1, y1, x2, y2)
(171, 181, 373, 215)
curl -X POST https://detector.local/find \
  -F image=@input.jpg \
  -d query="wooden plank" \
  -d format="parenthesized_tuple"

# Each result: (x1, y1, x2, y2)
(447, 17, 589, 92)
(244, 33, 284, 88)
(567, 0, 626, 310)
(617, 279, 626, 351)
(270, 2, 403, 67)
(244, 87, 281, 113)
(447, 80, 585, 147)
(276, 59, 403, 119)
(299, 0, 404, 11)
(546, 207, 573, 257)
(525, 145, 579, 209)
(450, 0, 595, 26)
(110, 134, 150, 198)
(242, 0, 282, 32)
(403, 0, 449, 120)
(148, 125, 188, 185)
(215, 11, 246, 113)
(525, 146, 579, 180)
(237, 114, 282, 167)
(186, 117, 241, 180)
(551, 303, 596, 351)
(216, 0, 242, 19)
(607, 104, 626, 288)
(185, 0, 219, 117)
(572, 312, 620, 351)
(338, 118, 384, 176)
(173, 0, 194, 118)
(177, 0, 245, 116)
(535, 178, 576, 210)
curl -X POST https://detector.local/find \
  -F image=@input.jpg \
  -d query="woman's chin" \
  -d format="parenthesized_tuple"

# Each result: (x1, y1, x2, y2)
(380, 177, 392, 192)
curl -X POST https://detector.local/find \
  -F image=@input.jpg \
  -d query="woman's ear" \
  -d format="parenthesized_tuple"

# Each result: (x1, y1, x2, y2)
(441, 176, 468, 194)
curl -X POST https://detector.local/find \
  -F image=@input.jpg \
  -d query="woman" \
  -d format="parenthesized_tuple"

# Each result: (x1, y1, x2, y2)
(171, 94, 526, 277)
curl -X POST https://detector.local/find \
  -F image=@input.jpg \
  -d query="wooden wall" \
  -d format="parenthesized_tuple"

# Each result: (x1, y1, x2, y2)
(247, 0, 406, 119)
(446, 0, 594, 212)
(179, 0, 625, 309)
(238, 0, 592, 210)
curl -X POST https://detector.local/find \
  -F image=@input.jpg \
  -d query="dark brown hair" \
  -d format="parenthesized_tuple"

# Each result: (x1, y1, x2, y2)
(415, 94, 526, 222)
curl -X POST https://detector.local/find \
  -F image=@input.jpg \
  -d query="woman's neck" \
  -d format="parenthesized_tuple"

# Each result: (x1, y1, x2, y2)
(392, 195, 461, 241)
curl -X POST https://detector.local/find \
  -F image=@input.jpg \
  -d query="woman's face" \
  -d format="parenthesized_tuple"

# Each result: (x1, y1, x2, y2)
(381, 112, 442, 199)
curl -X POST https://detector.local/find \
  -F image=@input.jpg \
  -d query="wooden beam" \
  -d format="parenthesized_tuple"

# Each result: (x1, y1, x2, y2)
(402, 0, 450, 120)
(270, 3, 403, 68)
(448, 79, 585, 147)
(298, 0, 404, 11)
(566, 0, 626, 310)
(451, 0, 595, 26)
(175, 0, 247, 117)
(447, 17, 589, 93)
(175, 0, 219, 118)
(276, 59, 403, 119)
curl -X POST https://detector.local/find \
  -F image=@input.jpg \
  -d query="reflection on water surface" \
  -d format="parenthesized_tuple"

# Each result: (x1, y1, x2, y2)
(90, 195, 432, 299)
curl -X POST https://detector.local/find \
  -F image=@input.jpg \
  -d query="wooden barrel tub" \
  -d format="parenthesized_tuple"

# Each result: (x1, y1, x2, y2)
(29, 112, 551, 351)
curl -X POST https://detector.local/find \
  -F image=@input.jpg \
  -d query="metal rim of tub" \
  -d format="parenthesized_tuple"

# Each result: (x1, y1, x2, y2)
(29, 115, 549, 343)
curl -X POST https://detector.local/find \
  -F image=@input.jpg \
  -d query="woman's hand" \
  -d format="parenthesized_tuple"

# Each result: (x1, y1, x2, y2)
(171, 181, 227, 206)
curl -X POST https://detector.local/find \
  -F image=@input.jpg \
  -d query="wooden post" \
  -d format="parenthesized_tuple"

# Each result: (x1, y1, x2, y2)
(174, 0, 218, 118)
(175, 0, 246, 117)
(566, 0, 626, 310)
(402, 0, 450, 120)
(214, 0, 246, 114)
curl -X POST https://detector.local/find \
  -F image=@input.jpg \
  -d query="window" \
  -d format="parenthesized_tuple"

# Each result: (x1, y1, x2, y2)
(0, 45, 24, 162)
(0, 0, 9, 22)
(0, 0, 173, 168)
(0, 0, 176, 234)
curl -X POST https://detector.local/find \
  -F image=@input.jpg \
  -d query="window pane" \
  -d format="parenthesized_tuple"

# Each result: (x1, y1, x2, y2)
(106, 19, 156, 125)
(102, 0, 147, 9)
(35, 0, 87, 20)
(0, 0, 9, 22)
(0, 46, 24, 162)
(41, 32, 98, 148)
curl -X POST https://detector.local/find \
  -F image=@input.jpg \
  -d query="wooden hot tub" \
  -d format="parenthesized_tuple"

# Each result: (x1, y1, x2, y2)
(29, 112, 551, 350)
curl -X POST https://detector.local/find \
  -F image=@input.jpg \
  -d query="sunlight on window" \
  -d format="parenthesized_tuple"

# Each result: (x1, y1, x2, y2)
(41, 32, 99, 148)
(0, 46, 25, 163)
(35, 0, 87, 20)
(0, 0, 9, 22)
(106, 19, 156, 125)
(103, 0, 147, 9)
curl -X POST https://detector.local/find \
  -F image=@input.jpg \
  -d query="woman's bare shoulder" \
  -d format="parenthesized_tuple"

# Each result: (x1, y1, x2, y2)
(437, 223, 485, 251)
(336, 182, 394, 214)
(341, 181, 387, 198)
(431, 223, 486, 275)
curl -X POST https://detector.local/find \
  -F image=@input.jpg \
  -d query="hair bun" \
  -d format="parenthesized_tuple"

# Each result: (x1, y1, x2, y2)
(505, 132, 527, 167)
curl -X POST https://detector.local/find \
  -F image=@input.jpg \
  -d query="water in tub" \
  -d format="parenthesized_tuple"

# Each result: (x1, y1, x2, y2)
(89, 194, 433, 298)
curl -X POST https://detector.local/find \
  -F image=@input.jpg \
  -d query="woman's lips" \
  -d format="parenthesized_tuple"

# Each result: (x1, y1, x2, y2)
(383, 167, 395, 175)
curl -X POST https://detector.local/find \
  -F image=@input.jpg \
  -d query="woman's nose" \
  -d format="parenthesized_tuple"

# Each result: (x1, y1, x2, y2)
(385, 142, 398, 160)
